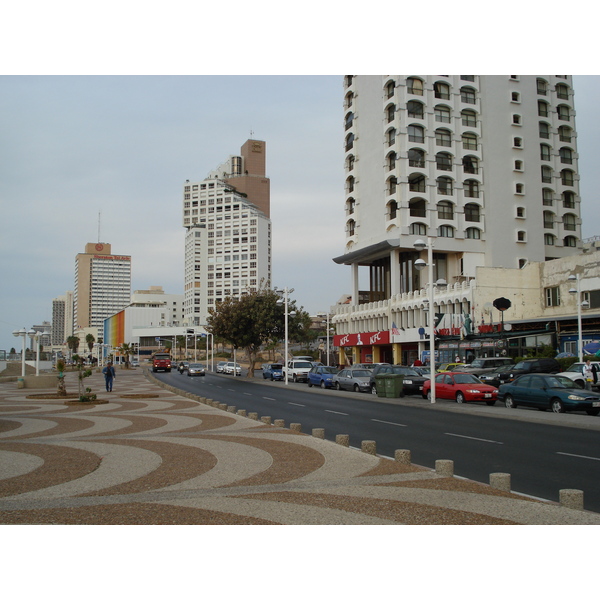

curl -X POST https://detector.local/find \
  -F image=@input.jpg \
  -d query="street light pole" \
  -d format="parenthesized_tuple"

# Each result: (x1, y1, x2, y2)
(275, 287, 295, 386)
(414, 239, 446, 404)
(12, 327, 34, 378)
(569, 274, 589, 362)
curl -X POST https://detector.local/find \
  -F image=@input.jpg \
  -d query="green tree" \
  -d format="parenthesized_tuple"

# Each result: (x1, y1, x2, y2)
(117, 342, 135, 368)
(206, 286, 311, 377)
(85, 333, 96, 354)
(66, 335, 80, 357)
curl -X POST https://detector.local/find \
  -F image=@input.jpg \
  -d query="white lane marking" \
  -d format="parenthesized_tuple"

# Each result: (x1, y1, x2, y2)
(288, 402, 305, 407)
(325, 410, 349, 415)
(263, 397, 277, 401)
(445, 432, 503, 444)
(557, 451, 600, 462)
(243, 392, 252, 396)
(371, 419, 407, 427)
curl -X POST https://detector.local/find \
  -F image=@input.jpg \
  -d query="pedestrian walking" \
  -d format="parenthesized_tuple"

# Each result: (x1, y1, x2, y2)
(102, 362, 116, 392)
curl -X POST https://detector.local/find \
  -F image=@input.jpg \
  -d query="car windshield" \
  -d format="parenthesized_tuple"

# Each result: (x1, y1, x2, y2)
(352, 370, 371, 377)
(546, 376, 579, 389)
(452, 374, 482, 384)
(270, 364, 282, 369)
(391, 367, 419, 375)
(294, 362, 313, 368)
(322, 367, 337, 374)
(189, 364, 204, 368)
(564, 364, 583, 373)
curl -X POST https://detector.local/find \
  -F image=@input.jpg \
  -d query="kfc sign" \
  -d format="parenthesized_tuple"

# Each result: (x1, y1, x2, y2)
(334, 331, 390, 347)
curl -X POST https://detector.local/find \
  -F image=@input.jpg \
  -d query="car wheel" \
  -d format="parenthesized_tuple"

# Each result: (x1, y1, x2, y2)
(293, 375, 298, 383)
(320, 380, 327, 389)
(308, 380, 313, 387)
(371, 385, 377, 395)
(427, 390, 432, 401)
(504, 394, 517, 409)
(551, 398, 565, 413)
(586, 408, 600, 416)
(456, 392, 465, 404)
(335, 382, 341, 391)
(353, 384, 360, 393)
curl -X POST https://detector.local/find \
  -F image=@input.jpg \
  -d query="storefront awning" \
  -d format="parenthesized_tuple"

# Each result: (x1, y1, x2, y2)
(332, 239, 401, 266)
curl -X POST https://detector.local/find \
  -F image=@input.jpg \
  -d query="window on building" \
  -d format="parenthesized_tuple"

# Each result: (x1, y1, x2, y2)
(464, 180, 480, 198)
(513, 114, 522, 125)
(386, 104, 396, 123)
(435, 105, 451, 123)
(346, 219, 356, 236)
(465, 227, 481, 239)
(541, 165, 553, 183)
(544, 234, 556, 246)
(461, 109, 477, 127)
(407, 77, 424, 95)
(436, 152, 453, 171)
(461, 75, 475, 82)
(464, 203, 481, 221)
(409, 198, 427, 217)
(516, 183, 524, 194)
(386, 79, 395, 98)
(437, 177, 454, 196)
(462, 132, 478, 150)
(561, 169, 574, 186)
(410, 222, 427, 235)
(408, 148, 425, 168)
(460, 87, 476, 104)
(345, 112, 354, 130)
(540, 144, 551, 161)
(514, 160, 523, 171)
(408, 124, 425, 143)
(387, 152, 396, 171)
(538, 101, 549, 117)
(434, 81, 450, 100)
(409, 173, 426, 192)
(435, 128, 452, 147)
(536, 78, 548, 95)
(387, 128, 396, 146)
(387, 200, 398, 220)
(539, 122, 550, 139)
(516, 207, 525, 218)
(563, 235, 577, 247)
(438, 225, 455, 238)
(557, 105, 571, 121)
(545, 286, 560, 307)
(512, 92, 520, 102)
(542, 188, 554, 206)
(437, 200, 454, 219)
(556, 83, 570, 100)
(345, 133, 354, 152)
(347, 154, 355, 171)
(388, 176, 397, 195)
(517, 231, 526, 242)
(562, 191, 576, 208)
(407, 100, 424, 118)
(543, 211, 555, 228)
(514, 137, 523, 148)
(563, 213, 577, 231)
(559, 147, 573, 164)
(463, 155, 479, 174)
(558, 126, 572, 142)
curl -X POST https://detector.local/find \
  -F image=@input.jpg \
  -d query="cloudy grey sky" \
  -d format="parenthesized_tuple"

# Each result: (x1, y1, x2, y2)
(1, 74, 599, 352)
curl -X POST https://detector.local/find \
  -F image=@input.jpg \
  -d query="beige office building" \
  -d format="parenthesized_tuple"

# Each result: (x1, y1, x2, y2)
(74, 242, 131, 338)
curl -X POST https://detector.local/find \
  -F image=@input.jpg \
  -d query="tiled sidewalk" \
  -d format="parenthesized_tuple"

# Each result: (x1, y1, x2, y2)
(1, 367, 599, 524)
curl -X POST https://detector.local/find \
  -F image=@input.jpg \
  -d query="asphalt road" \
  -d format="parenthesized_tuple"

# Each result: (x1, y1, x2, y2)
(156, 369, 600, 512)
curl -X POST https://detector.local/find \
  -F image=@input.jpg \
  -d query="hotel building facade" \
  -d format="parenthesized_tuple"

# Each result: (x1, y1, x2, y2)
(183, 139, 271, 326)
(332, 75, 583, 365)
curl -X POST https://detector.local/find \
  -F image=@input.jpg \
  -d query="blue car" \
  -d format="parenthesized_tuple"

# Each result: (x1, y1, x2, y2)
(262, 363, 284, 381)
(498, 373, 600, 415)
(307, 366, 338, 389)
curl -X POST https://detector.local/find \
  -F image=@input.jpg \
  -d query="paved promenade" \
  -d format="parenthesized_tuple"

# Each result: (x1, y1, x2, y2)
(1, 367, 599, 525)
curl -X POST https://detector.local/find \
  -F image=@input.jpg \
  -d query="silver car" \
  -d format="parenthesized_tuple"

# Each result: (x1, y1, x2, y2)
(333, 368, 372, 393)
(187, 363, 206, 377)
(223, 362, 241, 375)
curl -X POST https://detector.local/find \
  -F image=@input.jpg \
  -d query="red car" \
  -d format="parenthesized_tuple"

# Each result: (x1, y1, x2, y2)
(422, 372, 498, 405)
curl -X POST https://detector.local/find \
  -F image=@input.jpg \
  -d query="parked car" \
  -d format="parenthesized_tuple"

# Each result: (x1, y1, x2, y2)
(353, 363, 384, 370)
(478, 365, 514, 388)
(333, 368, 372, 392)
(437, 362, 464, 372)
(369, 364, 427, 396)
(560, 361, 600, 389)
(453, 357, 514, 376)
(412, 366, 432, 377)
(498, 373, 600, 415)
(187, 363, 206, 376)
(284, 360, 313, 383)
(307, 366, 338, 388)
(223, 362, 241, 375)
(423, 372, 498, 405)
(262, 363, 284, 381)
(216, 361, 228, 373)
(497, 358, 561, 384)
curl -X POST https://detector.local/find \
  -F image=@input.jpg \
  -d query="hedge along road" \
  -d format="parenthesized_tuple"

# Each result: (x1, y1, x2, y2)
(154, 369, 600, 513)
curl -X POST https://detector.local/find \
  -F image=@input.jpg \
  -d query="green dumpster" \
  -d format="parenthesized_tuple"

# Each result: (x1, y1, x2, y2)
(384, 374, 404, 398)
(375, 374, 389, 397)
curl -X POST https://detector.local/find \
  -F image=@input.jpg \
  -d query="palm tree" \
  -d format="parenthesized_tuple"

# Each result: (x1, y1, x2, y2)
(117, 343, 135, 368)
(86, 333, 95, 354)
(66, 336, 80, 359)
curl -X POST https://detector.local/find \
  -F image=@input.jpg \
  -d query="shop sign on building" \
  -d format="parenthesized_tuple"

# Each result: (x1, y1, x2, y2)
(334, 331, 390, 347)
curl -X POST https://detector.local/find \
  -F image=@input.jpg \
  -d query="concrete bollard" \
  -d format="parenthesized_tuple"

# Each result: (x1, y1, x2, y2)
(274, 419, 285, 428)
(312, 428, 325, 439)
(219, 403, 228, 411)
(249, 412, 259, 421)
(261, 416, 272, 425)
(362, 440, 377, 455)
(290, 423, 302, 433)
(490, 472, 511, 492)
(227, 406, 237, 413)
(435, 459, 454, 477)
(560, 489, 584, 510)
(336, 434, 350, 447)
(395, 449, 411, 465)
(237, 409, 247, 417)
(212, 400, 220, 408)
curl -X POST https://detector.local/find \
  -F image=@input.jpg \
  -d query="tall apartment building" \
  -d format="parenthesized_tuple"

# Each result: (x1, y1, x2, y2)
(74, 243, 132, 338)
(183, 139, 272, 326)
(333, 75, 582, 365)
(51, 291, 73, 346)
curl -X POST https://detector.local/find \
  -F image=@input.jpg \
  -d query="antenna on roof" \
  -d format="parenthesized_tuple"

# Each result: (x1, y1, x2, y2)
(98, 211, 101, 243)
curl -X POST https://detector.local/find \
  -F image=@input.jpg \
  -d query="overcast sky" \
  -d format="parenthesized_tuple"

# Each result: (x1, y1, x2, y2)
(1, 74, 599, 351)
